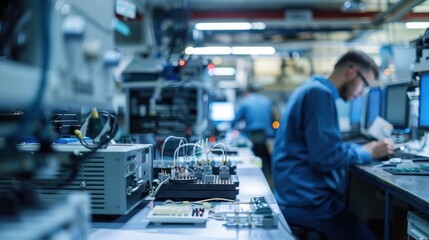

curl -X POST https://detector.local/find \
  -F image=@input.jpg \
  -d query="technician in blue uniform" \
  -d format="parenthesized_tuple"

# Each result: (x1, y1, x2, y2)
(232, 83, 275, 186)
(272, 50, 394, 240)
(232, 84, 275, 138)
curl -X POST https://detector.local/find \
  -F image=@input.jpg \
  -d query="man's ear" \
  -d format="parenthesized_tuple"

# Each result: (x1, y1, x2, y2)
(345, 65, 356, 82)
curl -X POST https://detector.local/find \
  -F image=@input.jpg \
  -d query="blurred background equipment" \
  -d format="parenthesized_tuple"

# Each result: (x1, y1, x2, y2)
(122, 57, 213, 142)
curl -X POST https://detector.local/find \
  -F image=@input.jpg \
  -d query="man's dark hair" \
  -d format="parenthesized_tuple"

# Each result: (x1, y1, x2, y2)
(334, 50, 379, 80)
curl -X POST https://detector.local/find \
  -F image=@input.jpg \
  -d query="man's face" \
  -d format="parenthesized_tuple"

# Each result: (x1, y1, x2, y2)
(339, 66, 374, 101)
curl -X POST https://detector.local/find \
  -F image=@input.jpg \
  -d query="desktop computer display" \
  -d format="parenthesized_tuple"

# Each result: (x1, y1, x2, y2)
(419, 73, 429, 129)
(384, 82, 410, 130)
(210, 102, 235, 122)
(349, 96, 364, 128)
(210, 102, 235, 132)
(364, 87, 382, 130)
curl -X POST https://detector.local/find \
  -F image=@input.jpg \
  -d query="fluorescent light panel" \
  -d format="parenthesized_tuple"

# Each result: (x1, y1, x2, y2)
(213, 67, 236, 76)
(185, 46, 275, 55)
(185, 47, 231, 55)
(406, 22, 429, 29)
(232, 47, 276, 55)
(195, 22, 266, 30)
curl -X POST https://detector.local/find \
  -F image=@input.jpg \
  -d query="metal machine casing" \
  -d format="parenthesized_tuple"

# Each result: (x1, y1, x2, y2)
(48, 144, 153, 215)
(0, 144, 153, 215)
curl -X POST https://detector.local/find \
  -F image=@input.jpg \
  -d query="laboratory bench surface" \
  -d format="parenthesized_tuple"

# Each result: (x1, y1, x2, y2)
(350, 160, 429, 240)
(351, 160, 429, 215)
(90, 167, 294, 240)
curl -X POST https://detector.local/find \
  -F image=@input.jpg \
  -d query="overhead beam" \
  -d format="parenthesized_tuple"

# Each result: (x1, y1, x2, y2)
(190, 9, 429, 22)
(372, 0, 425, 25)
(190, 9, 378, 21)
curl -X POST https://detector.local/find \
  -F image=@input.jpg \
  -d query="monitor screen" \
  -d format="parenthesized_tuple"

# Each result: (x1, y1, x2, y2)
(384, 82, 409, 129)
(349, 96, 364, 126)
(419, 73, 429, 129)
(210, 102, 235, 122)
(365, 88, 382, 129)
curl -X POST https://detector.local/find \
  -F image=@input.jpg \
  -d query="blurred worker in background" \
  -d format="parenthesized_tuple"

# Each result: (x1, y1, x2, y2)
(231, 83, 276, 188)
(272, 50, 394, 240)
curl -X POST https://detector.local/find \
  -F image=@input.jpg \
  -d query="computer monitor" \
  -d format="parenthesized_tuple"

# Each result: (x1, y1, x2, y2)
(419, 73, 429, 130)
(210, 102, 235, 122)
(363, 87, 382, 130)
(384, 81, 410, 130)
(349, 96, 364, 128)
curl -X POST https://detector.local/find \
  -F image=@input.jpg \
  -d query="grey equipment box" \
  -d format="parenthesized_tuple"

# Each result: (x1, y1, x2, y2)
(47, 144, 153, 215)
(1, 144, 153, 215)
(408, 211, 429, 239)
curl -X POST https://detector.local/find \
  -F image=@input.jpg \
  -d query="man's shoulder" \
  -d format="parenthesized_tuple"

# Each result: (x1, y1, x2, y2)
(301, 80, 331, 95)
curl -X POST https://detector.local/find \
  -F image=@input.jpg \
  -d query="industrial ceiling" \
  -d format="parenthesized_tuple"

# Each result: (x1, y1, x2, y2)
(145, 0, 429, 51)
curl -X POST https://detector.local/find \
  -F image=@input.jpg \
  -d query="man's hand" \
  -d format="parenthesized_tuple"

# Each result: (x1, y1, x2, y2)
(363, 138, 395, 159)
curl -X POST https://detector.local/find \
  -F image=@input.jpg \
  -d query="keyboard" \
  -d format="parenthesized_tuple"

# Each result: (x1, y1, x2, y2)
(384, 167, 429, 175)
(391, 151, 419, 159)
(384, 150, 429, 162)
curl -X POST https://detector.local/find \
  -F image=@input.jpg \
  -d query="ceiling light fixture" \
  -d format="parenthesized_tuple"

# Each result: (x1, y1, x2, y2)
(185, 47, 232, 55)
(185, 46, 276, 56)
(195, 22, 266, 31)
(232, 47, 276, 55)
(341, 0, 366, 12)
(405, 22, 429, 29)
(213, 67, 236, 76)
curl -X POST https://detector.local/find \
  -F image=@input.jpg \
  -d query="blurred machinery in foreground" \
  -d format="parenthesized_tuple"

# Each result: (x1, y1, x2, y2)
(0, 193, 90, 240)
(0, 144, 153, 215)
(0, 0, 122, 238)
(0, 0, 121, 179)
(0, 0, 118, 111)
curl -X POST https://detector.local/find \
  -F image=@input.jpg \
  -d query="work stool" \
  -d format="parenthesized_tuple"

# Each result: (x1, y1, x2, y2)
(290, 224, 325, 240)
